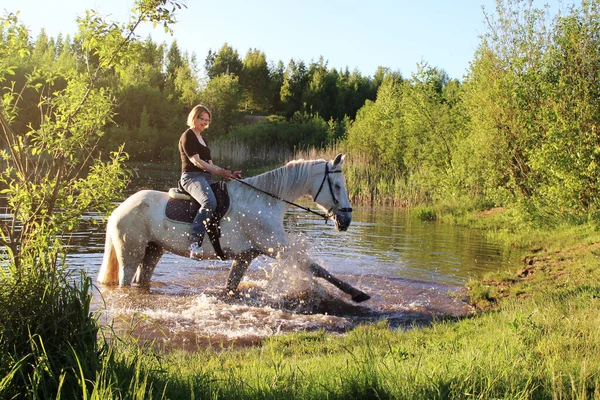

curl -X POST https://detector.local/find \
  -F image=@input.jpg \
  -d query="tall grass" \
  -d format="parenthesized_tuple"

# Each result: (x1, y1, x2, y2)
(211, 139, 295, 172)
(0, 241, 99, 398)
(293, 146, 428, 206)
(213, 141, 429, 206)
(144, 140, 428, 207)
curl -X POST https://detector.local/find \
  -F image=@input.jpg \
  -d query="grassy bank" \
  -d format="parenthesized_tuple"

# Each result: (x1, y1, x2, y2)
(82, 218, 599, 399)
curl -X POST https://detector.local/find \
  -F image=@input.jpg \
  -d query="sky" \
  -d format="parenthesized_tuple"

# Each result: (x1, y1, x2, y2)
(5, 0, 566, 80)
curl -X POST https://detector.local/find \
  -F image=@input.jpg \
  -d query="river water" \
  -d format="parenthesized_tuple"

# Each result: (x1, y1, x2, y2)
(54, 166, 523, 350)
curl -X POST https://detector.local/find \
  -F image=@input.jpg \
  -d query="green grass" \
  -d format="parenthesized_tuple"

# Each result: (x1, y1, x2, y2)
(0, 244, 100, 399)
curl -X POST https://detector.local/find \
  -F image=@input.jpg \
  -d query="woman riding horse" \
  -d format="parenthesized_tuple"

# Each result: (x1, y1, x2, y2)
(97, 154, 370, 303)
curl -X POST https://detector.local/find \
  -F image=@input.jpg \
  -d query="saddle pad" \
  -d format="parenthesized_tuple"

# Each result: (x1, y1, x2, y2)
(165, 198, 199, 223)
(164, 181, 230, 224)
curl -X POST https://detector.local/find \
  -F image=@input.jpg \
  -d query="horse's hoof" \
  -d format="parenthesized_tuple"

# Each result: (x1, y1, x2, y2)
(351, 292, 371, 303)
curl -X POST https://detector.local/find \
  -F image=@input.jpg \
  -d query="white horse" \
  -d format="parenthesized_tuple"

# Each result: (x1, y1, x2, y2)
(97, 154, 370, 302)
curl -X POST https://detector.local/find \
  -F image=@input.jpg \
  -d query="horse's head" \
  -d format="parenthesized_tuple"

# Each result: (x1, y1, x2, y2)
(312, 153, 353, 231)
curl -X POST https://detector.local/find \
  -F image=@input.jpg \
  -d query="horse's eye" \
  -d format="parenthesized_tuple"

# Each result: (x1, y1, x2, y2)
(334, 183, 341, 190)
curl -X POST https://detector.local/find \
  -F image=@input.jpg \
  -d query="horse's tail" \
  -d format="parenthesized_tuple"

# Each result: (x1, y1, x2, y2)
(97, 228, 119, 285)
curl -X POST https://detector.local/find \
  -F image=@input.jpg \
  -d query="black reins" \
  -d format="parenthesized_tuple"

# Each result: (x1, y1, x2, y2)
(232, 162, 352, 221)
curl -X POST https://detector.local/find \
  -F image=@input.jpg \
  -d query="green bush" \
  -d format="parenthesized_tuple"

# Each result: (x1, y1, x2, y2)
(227, 112, 330, 150)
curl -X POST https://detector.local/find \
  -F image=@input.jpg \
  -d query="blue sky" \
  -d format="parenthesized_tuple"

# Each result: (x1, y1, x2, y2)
(7, 0, 565, 80)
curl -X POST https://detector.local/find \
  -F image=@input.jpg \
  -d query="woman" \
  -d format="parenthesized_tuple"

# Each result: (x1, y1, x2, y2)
(179, 104, 242, 259)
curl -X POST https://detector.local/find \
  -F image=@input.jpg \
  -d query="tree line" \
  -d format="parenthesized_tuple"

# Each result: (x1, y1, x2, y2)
(1, 20, 394, 161)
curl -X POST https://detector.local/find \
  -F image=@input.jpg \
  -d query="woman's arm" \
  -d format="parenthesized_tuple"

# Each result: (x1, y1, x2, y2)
(188, 155, 241, 179)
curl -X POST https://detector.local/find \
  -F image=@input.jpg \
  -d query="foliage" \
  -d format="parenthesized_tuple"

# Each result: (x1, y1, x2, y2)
(462, 0, 600, 222)
(346, 76, 405, 172)
(199, 73, 243, 137)
(0, 245, 99, 398)
(0, 11, 136, 265)
(280, 59, 309, 118)
(226, 112, 330, 150)
(3, 8, 387, 164)
(240, 48, 270, 111)
(205, 42, 243, 79)
(340, 0, 600, 223)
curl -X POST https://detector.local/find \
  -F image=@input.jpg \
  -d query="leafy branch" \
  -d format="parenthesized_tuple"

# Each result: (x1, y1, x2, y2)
(0, 0, 186, 267)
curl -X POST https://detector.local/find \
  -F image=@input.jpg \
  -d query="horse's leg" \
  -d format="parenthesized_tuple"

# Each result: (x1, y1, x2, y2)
(226, 250, 260, 293)
(112, 236, 147, 286)
(133, 242, 164, 286)
(301, 260, 371, 303)
(257, 229, 371, 303)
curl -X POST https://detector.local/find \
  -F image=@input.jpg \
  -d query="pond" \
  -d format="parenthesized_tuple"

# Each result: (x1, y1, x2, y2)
(62, 165, 522, 350)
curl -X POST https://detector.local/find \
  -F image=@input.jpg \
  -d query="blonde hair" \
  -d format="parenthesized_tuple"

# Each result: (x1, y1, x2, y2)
(186, 104, 212, 128)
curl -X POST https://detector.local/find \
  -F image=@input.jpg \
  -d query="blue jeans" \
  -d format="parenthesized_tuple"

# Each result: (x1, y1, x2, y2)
(180, 172, 217, 243)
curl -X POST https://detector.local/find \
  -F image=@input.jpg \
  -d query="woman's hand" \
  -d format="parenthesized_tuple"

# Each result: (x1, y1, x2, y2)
(220, 168, 242, 180)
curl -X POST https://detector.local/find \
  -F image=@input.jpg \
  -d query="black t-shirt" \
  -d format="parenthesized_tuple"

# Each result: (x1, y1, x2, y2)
(179, 128, 212, 173)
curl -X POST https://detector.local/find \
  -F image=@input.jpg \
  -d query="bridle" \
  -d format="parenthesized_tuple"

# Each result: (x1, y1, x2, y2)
(313, 162, 353, 215)
(233, 162, 352, 222)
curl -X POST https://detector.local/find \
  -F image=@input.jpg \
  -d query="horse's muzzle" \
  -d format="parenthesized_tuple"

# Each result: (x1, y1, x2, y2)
(332, 211, 352, 231)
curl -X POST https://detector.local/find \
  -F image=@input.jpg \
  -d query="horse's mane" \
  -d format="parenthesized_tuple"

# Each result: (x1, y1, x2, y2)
(237, 158, 327, 201)
(284, 158, 326, 166)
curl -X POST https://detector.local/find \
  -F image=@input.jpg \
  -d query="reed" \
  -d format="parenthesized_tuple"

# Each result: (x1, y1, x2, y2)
(163, 140, 428, 207)
(211, 139, 295, 172)
(293, 146, 428, 207)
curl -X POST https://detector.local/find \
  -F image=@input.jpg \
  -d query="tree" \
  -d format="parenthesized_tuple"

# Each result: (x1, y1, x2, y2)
(268, 60, 285, 113)
(280, 59, 308, 118)
(239, 48, 270, 111)
(205, 42, 243, 79)
(346, 77, 405, 171)
(30, 29, 56, 68)
(199, 73, 242, 136)
(107, 36, 199, 161)
(402, 63, 465, 199)
(460, 0, 600, 221)
(303, 57, 339, 121)
(164, 40, 183, 97)
(0, 2, 184, 395)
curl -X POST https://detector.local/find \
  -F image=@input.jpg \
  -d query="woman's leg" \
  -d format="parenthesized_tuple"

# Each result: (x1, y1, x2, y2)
(180, 172, 217, 243)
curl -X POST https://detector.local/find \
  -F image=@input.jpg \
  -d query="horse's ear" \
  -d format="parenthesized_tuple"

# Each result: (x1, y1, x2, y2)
(332, 153, 345, 168)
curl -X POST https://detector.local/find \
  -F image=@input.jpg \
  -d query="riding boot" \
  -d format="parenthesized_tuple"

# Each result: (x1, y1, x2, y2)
(189, 234, 204, 260)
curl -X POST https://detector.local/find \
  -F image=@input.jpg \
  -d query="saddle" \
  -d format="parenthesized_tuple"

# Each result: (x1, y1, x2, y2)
(165, 181, 230, 260)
